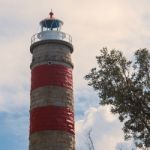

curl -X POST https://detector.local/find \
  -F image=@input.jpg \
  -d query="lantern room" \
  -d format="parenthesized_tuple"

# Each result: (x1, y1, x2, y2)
(40, 11, 63, 31)
(31, 11, 72, 45)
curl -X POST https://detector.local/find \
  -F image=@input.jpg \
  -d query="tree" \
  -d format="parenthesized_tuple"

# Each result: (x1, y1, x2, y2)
(86, 129, 95, 150)
(85, 48, 150, 149)
(115, 142, 136, 150)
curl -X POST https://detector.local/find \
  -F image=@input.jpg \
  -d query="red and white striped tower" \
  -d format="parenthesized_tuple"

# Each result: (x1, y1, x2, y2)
(29, 11, 75, 150)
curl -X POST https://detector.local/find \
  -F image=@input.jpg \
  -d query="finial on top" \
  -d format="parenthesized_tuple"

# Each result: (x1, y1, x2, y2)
(49, 9, 54, 18)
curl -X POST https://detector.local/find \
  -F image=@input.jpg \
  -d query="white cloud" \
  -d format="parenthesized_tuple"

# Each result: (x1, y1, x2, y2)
(115, 141, 137, 150)
(0, 0, 150, 94)
(0, 37, 30, 112)
(75, 106, 133, 150)
(0, 86, 29, 112)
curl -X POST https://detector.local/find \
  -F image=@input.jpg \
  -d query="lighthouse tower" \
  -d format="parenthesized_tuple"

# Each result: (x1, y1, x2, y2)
(29, 12, 75, 150)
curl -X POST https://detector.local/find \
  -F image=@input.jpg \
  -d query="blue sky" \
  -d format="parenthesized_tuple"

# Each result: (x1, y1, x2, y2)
(0, 0, 150, 149)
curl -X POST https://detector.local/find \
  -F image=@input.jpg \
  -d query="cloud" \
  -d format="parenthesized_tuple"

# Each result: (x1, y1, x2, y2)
(0, 0, 150, 94)
(0, 37, 30, 112)
(75, 106, 133, 150)
(115, 141, 137, 150)
(75, 87, 99, 120)
(0, 86, 29, 112)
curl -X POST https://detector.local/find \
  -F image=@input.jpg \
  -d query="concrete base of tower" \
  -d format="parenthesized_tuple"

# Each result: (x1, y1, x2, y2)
(29, 130, 75, 150)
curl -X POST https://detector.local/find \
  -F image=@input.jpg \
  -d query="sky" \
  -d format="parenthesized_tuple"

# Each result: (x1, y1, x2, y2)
(0, 0, 150, 149)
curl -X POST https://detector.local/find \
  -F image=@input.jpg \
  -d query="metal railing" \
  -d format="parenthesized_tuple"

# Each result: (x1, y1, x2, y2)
(31, 30, 72, 44)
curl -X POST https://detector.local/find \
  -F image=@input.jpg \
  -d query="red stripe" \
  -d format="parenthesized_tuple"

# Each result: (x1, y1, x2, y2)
(30, 106, 74, 135)
(31, 64, 73, 91)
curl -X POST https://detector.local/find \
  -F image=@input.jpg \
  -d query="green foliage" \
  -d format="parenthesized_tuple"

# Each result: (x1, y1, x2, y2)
(85, 48, 150, 148)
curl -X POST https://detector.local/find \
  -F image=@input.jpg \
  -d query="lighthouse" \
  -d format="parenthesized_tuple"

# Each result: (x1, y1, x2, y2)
(29, 11, 75, 150)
